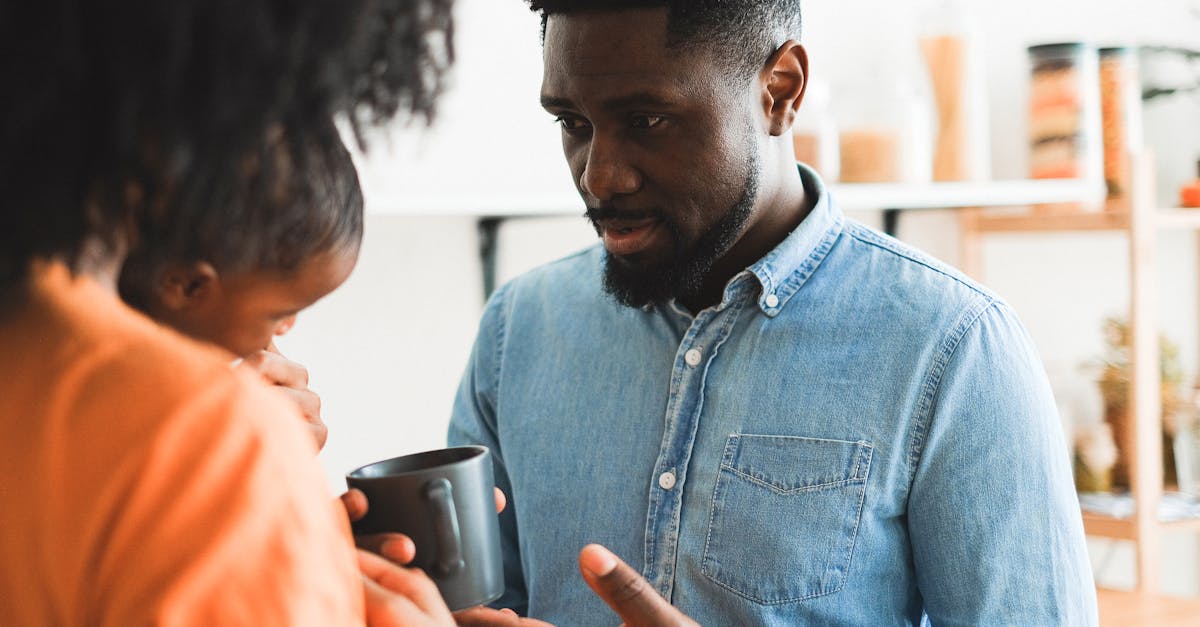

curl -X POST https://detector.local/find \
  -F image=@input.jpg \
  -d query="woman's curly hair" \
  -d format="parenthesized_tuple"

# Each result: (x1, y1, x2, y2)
(0, 0, 454, 291)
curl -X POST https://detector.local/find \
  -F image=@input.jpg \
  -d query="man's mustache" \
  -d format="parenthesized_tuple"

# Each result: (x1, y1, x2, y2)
(583, 206, 663, 223)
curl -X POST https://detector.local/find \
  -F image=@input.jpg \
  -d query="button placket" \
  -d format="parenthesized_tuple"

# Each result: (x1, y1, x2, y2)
(646, 294, 748, 601)
(645, 319, 710, 596)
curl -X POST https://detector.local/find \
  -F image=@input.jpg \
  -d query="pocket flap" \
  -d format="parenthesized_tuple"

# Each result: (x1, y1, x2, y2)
(721, 435, 872, 494)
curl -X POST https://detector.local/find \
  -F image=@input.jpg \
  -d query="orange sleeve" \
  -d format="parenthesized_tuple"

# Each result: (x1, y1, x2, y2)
(86, 373, 364, 627)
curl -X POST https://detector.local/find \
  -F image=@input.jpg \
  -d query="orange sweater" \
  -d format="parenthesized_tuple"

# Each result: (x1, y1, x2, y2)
(0, 264, 364, 626)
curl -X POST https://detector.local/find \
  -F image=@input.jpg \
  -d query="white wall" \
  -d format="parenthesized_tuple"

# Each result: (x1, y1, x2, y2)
(352, 0, 577, 215)
(280, 216, 482, 480)
(280, 0, 1200, 596)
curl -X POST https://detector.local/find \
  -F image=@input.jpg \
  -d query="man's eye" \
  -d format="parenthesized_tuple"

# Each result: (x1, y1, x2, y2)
(631, 115, 665, 129)
(554, 115, 589, 131)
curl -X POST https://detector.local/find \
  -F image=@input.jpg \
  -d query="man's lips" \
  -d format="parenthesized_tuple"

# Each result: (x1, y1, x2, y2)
(597, 216, 662, 256)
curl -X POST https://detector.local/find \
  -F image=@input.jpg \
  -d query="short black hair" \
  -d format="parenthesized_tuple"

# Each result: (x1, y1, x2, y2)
(118, 118, 363, 309)
(526, 0, 802, 81)
(0, 0, 453, 293)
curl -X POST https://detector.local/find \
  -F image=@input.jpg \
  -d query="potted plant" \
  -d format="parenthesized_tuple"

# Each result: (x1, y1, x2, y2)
(1092, 316, 1187, 489)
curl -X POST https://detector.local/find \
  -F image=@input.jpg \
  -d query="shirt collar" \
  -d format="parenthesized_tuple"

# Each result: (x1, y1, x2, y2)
(660, 163, 843, 319)
(744, 162, 843, 317)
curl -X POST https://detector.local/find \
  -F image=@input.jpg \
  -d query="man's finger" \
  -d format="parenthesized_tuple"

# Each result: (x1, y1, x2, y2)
(578, 544, 697, 627)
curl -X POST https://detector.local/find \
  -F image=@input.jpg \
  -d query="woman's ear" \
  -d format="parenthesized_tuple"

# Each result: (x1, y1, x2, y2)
(760, 40, 809, 137)
(157, 261, 220, 311)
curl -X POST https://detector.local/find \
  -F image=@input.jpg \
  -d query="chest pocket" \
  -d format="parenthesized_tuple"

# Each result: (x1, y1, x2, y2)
(702, 434, 873, 605)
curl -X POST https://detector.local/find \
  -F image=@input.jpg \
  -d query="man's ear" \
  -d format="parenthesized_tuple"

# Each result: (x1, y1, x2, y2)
(156, 261, 220, 311)
(760, 40, 809, 137)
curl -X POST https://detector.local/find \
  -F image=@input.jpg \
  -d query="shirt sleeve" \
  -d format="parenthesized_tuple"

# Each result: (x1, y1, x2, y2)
(91, 373, 364, 627)
(448, 282, 529, 616)
(907, 301, 1098, 625)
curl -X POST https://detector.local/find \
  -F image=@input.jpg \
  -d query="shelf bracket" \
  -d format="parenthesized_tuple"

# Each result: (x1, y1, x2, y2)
(883, 208, 901, 237)
(477, 217, 504, 301)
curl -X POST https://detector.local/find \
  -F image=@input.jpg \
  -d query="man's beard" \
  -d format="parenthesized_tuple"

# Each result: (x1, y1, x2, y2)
(594, 155, 760, 310)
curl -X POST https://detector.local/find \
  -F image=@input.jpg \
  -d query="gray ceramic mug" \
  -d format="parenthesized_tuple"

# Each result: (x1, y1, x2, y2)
(346, 446, 504, 611)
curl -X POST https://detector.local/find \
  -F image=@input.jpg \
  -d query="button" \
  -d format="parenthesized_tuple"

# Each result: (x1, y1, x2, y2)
(658, 471, 677, 490)
(684, 348, 702, 367)
(765, 293, 780, 308)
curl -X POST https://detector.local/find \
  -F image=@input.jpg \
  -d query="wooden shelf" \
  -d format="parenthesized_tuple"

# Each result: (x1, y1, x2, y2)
(1155, 209, 1200, 230)
(952, 157, 1196, 593)
(1161, 516, 1200, 533)
(830, 178, 1105, 212)
(1081, 511, 1200, 540)
(1084, 512, 1137, 540)
(971, 210, 1131, 233)
(970, 208, 1200, 233)
(1097, 588, 1200, 626)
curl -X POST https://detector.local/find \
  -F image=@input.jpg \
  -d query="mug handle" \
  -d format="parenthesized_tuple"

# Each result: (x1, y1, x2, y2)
(423, 478, 465, 578)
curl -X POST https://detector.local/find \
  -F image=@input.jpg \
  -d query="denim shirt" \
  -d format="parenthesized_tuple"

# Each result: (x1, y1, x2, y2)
(449, 166, 1097, 626)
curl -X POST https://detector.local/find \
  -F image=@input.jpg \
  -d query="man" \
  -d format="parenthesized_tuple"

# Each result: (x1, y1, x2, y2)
(449, 1, 1098, 624)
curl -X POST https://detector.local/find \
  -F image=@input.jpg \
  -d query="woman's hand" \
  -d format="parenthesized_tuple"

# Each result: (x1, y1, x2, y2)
(339, 488, 417, 564)
(339, 487, 507, 564)
(239, 343, 327, 450)
(359, 549, 456, 627)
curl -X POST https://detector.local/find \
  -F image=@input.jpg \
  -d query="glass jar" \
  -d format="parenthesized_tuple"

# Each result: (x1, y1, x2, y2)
(1098, 46, 1143, 202)
(837, 72, 934, 184)
(1028, 42, 1103, 184)
(918, 0, 991, 181)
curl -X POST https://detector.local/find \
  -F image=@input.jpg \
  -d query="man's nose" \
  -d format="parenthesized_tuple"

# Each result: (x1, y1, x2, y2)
(579, 135, 640, 202)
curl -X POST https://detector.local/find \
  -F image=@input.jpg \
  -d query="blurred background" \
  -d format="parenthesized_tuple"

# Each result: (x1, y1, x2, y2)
(279, 0, 1200, 599)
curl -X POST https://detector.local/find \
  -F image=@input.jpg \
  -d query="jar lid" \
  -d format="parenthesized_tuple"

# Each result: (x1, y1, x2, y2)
(1028, 42, 1087, 57)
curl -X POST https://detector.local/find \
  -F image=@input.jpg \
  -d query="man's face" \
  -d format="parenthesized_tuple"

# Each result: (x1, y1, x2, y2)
(540, 8, 763, 308)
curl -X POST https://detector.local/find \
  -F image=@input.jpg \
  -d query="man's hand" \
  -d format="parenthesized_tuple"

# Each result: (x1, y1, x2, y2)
(455, 543, 697, 626)
(578, 544, 699, 627)
(359, 549, 456, 627)
(240, 343, 327, 450)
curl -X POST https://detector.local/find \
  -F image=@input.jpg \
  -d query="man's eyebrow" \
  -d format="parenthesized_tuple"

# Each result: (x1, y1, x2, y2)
(540, 92, 678, 111)
(601, 92, 676, 110)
